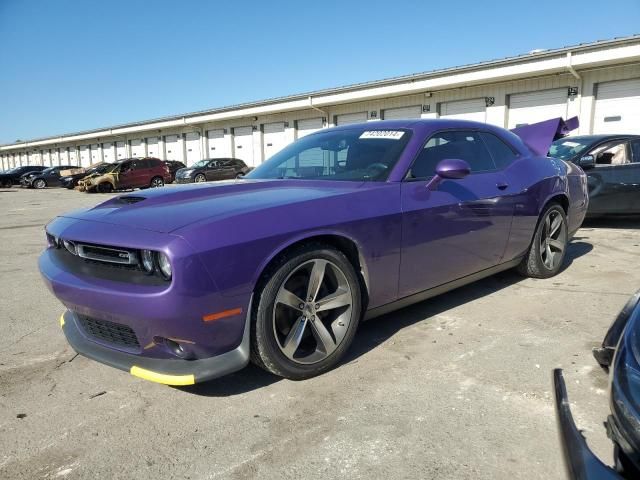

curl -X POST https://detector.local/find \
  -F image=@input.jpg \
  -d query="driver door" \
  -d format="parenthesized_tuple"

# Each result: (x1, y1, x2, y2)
(399, 130, 514, 297)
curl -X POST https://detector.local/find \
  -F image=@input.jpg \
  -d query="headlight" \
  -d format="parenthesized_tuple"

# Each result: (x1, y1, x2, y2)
(156, 252, 172, 280)
(141, 249, 155, 274)
(181, 169, 193, 176)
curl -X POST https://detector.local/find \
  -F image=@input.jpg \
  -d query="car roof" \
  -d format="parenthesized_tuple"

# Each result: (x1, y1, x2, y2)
(560, 134, 640, 143)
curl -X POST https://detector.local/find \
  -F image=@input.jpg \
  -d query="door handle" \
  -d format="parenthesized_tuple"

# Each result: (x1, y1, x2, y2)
(496, 182, 508, 190)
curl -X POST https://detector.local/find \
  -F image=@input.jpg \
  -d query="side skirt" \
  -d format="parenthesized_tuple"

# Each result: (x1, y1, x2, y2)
(363, 257, 523, 321)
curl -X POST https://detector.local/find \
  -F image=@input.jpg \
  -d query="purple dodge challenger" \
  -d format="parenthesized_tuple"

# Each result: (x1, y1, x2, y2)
(39, 118, 589, 385)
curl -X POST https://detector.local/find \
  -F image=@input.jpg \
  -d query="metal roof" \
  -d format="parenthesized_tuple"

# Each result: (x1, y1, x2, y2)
(3, 34, 640, 149)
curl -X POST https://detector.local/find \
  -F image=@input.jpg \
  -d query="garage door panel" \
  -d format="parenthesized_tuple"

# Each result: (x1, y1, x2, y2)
(594, 79, 640, 134)
(102, 143, 114, 163)
(116, 141, 127, 160)
(383, 105, 422, 120)
(130, 139, 145, 158)
(233, 126, 254, 166)
(185, 132, 201, 165)
(336, 112, 367, 125)
(508, 89, 568, 128)
(441, 99, 486, 122)
(146, 137, 160, 158)
(164, 135, 184, 162)
(263, 122, 286, 159)
(207, 129, 231, 158)
(297, 118, 323, 138)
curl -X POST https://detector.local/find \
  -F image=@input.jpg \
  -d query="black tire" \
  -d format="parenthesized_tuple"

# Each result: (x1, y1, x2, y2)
(150, 176, 164, 188)
(33, 179, 47, 189)
(97, 182, 113, 194)
(517, 203, 568, 278)
(3, 180, 12, 188)
(251, 243, 362, 380)
(194, 174, 206, 183)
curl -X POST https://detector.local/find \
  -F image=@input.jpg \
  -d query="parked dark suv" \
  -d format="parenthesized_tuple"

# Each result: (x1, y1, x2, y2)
(78, 157, 171, 193)
(175, 158, 250, 183)
(0, 165, 48, 187)
(21, 165, 80, 189)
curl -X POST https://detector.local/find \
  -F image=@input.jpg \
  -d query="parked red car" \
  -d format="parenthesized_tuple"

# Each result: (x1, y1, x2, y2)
(78, 157, 171, 193)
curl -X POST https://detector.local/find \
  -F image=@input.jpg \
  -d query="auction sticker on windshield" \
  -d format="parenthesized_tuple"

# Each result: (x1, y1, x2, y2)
(359, 130, 405, 140)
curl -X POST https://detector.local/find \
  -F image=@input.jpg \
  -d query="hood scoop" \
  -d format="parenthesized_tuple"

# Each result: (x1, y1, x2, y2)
(116, 195, 146, 205)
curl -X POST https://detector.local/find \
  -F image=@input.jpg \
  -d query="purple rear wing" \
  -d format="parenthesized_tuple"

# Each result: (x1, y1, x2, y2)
(511, 117, 579, 156)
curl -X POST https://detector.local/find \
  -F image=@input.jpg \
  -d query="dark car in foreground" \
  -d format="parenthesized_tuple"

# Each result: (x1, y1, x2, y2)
(163, 160, 186, 182)
(175, 158, 250, 183)
(77, 157, 171, 193)
(21, 165, 79, 189)
(0, 165, 47, 187)
(549, 135, 640, 217)
(554, 290, 640, 479)
(39, 118, 588, 386)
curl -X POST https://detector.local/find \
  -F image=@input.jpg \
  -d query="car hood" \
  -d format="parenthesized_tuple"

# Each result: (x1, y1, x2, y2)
(59, 179, 369, 233)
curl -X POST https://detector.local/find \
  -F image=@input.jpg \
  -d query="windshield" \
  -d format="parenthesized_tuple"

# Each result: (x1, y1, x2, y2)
(42, 168, 54, 174)
(246, 127, 412, 181)
(548, 138, 592, 160)
(192, 159, 210, 168)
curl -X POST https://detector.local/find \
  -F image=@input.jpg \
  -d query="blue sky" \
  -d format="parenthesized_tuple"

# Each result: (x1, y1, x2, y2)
(0, 0, 638, 144)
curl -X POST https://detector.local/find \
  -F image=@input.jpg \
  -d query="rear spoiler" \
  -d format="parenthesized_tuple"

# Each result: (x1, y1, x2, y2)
(510, 117, 579, 156)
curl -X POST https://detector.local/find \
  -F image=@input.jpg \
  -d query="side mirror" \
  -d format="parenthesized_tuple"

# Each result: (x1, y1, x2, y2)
(426, 159, 471, 190)
(435, 158, 472, 179)
(578, 155, 595, 169)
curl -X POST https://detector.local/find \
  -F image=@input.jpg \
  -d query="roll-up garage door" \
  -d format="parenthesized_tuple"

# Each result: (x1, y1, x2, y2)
(297, 118, 323, 138)
(336, 112, 367, 125)
(233, 126, 254, 166)
(130, 139, 145, 158)
(79, 146, 90, 167)
(382, 105, 422, 120)
(207, 129, 231, 158)
(263, 122, 286, 159)
(507, 89, 568, 128)
(593, 79, 640, 134)
(164, 135, 184, 162)
(59, 148, 69, 164)
(146, 137, 160, 158)
(440, 98, 486, 122)
(43, 150, 51, 166)
(102, 143, 114, 163)
(51, 149, 60, 166)
(69, 148, 78, 165)
(90, 144, 100, 164)
(116, 141, 127, 160)
(185, 132, 201, 165)
(28, 151, 38, 165)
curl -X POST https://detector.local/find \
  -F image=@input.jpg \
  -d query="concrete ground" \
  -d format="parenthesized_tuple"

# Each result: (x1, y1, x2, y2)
(1, 187, 639, 480)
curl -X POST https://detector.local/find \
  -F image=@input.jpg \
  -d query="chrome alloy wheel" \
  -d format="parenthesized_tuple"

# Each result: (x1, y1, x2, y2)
(151, 177, 164, 188)
(273, 259, 354, 365)
(540, 209, 566, 270)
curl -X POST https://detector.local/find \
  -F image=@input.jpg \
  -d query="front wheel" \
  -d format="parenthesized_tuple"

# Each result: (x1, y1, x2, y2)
(33, 179, 46, 189)
(150, 176, 164, 188)
(194, 173, 206, 183)
(517, 203, 568, 278)
(251, 244, 362, 380)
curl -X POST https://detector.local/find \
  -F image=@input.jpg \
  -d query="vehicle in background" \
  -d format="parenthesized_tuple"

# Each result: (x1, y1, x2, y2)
(163, 161, 186, 183)
(0, 165, 48, 187)
(60, 163, 110, 189)
(174, 158, 250, 183)
(40, 118, 589, 386)
(549, 135, 640, 217)
(554, 290, 640, 479)
(21, 165, 80, 189)
(78, 157, 171, 193)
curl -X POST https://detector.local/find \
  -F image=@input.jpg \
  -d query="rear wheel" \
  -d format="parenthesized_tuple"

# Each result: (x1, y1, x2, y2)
(33, 179, 46, 189)
(150, 176, 164, 188)
(517, 203, 568, 278)
(194, 173, 206, 183)
(251, 244, 362, 380)
(97, 182, 113, 193)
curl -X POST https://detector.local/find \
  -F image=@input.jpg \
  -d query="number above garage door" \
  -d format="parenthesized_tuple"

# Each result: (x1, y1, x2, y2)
(593, 79, 640, 134)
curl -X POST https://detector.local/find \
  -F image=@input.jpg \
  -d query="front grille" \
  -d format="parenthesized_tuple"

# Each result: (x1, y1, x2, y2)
(77, 243, 137, 265)
(77, 315, 140, 348)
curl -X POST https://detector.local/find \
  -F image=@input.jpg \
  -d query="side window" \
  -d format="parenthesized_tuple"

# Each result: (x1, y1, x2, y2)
(410, 130, 496, 179)
(480, 132, 518, 169)
(589, 141, 630, 166)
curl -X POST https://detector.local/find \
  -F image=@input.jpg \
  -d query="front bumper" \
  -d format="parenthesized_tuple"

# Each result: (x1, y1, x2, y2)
(553, 369, 622, 479)
(174, 177, 194, 184)
(61, 308, 251, 385)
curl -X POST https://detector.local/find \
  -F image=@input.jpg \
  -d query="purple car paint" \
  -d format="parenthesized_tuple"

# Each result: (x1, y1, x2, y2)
(39, 118, 589, 385)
